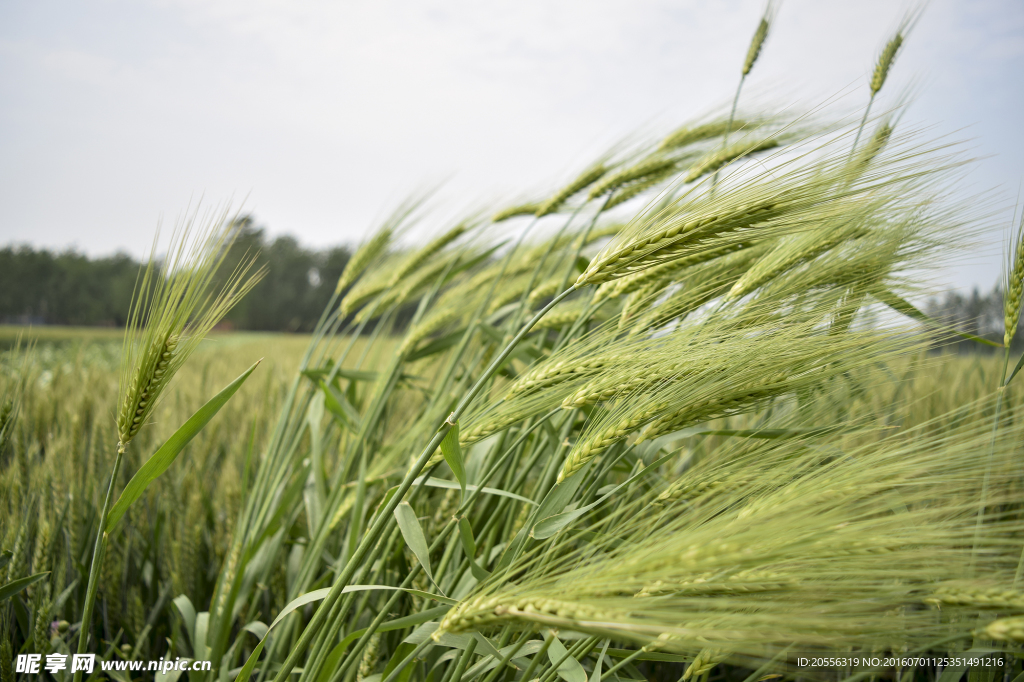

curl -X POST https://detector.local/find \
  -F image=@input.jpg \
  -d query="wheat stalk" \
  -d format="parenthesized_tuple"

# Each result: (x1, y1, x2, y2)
(852, 13, 916, 155)
(711, 4, 775, 192)
(75, 210, 263, 682)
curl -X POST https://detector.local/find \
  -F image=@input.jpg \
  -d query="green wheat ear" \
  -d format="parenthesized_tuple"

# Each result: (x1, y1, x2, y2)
(336, 197, 424, 305)
(986, 616, 1024, 642)
(852, 10, 918, 160)
(684, 137, 779, 183)
(118, 333, 178, 443)
(1004, 211, 1024, 348)
(742, 17, 770, 76)
(492, 202, 542, 222)
(868, 9, 921, 98)
(335, 226, 392, 295)
(660, 118, 756, 151)
(116, 208, 264, 447)
(536, 163, 608, 217)
(870, 32, 904, 95)
(588, 155, 679, 201)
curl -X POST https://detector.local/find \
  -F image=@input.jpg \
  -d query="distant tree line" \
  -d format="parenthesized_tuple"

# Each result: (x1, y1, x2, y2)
(1, 224, 1016, 346)
(0, 217, 352, 332)
(925, 285, 1022, 353)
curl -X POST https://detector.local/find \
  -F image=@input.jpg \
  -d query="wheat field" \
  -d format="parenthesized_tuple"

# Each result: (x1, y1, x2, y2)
(4, 6, 1024, 682)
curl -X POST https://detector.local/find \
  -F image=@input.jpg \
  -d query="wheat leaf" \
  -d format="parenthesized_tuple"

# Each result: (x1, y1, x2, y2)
(234, 588, 332, 682)
(875, 288, 1001, 348)
(593, 641, 609, 682)
(320, 380, 361, 432)
(394, 502, 435, 583)
(439, 419, 467, 498)
(107, 360, 261, 533)
(458, 518, 491, 580)
(546, 633, 588, 682)
(340, 584, 457, 605)
(0, 572, 49, 603)
(412, 476, 537, 506)
(172, 594, 197, 646)
(302, 365, 378, 383)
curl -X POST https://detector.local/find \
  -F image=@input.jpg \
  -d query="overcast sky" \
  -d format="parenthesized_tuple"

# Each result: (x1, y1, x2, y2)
(1, 0, 1022, 290)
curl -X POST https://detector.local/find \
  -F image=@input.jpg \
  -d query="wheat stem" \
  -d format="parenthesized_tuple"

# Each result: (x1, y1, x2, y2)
(711, 74, 746, 193)
(329, 432, 538, 682)
(269, 430, 448, 682)
(601, 646, 647, 677)
(972, 347, 1010, 573)
(475, 634, 530, 682)
(271, 288, 574, 682)
(851, 95, 876, 160)
(505, 207, 584, 337)
(448, 638, 477, 682)
(73, 443, 125, 682)
(518, 635, 554, 682)
(382, 638, 432, 682)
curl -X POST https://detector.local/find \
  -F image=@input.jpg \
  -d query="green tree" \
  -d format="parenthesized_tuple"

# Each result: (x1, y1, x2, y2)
(1, 216, 351, 332)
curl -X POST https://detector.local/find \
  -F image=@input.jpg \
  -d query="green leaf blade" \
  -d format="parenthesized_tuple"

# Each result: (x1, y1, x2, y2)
(412, 476, 537, 506)
(233, 588, 332, 682)
(439, 420, 467, 499)
(394, 502, 434, 583)
(458, 518, 490, 580)
(0, 572, 49, 602)
(1006, 351, 1024, 386)
(546, 633, 588, 682)
(320, 380, 361, 432)
(875, 288, 1002, 348)
(107, 360, 261, 533)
